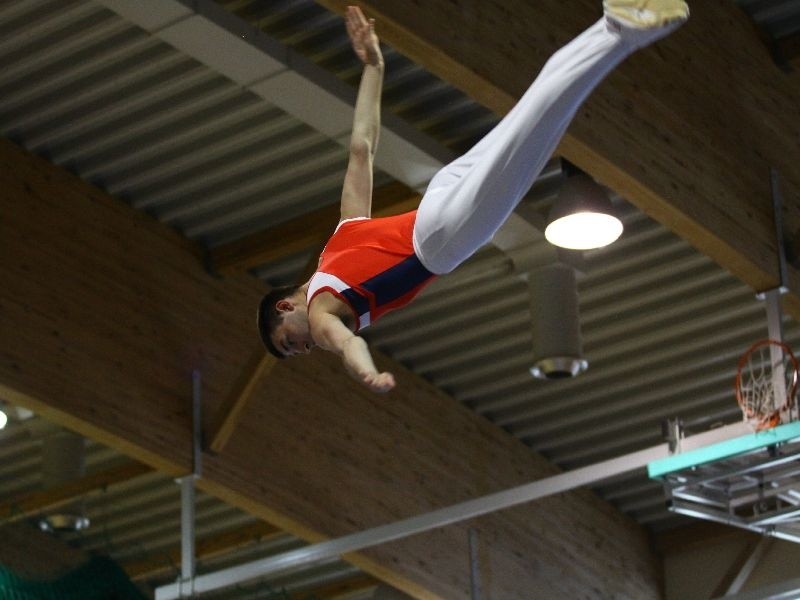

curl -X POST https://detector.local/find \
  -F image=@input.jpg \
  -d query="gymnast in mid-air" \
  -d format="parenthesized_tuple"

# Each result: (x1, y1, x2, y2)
(258, 1, 690, 392)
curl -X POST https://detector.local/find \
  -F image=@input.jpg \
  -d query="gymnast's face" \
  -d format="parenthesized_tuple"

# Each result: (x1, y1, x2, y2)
(272, 300, 315, 357)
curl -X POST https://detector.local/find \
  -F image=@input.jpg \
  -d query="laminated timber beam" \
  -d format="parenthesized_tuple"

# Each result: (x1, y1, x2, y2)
(0, 462, 152, 525)
(205, 347, 278, 454)
(303, 575, 381, 599)
(123, 518, 380, 599)
(209, 181, 421, 276)
(0, 139, 660, 598)
(123, 521, 282, 580)
(315, 0, 800, 316)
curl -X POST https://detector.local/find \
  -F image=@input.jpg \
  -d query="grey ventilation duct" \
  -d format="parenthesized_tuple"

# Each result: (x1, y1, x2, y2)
(38, 430, 90, 533)
(528, 263, 588, 379)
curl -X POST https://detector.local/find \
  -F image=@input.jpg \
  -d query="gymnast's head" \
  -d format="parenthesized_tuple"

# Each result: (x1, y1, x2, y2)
(257, 285, 315, 359)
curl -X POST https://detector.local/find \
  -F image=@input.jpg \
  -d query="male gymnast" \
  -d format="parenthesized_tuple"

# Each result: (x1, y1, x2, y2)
(258, 1, 690, 392)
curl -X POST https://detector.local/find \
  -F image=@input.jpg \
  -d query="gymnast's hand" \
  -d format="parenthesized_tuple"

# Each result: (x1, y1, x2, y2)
(359, 371, 396, 394)
(345, 5, 382, 67)
(341, 337, 396, 393)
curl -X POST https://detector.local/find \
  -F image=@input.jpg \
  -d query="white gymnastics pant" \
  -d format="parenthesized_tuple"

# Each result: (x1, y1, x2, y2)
(412, 16, 675, 275)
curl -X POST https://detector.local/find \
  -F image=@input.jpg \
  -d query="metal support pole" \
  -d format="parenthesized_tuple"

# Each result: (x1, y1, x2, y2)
(756, 169, 790, 418)
(180, 476, 196, 585)
(178, 370, 202, 596)
(155, 422, 750, 599)
(468, 528, 481, 600)
(662, 418, 684, 454)
(719, 574, 800, 600)
(763, 289, 785, 344)
(724, 537, 772, 597)
(761, 289, 789, 417)
(770, 167, 788, 295)
(757, 167, 788, 340)
(192, 370, 203, 479)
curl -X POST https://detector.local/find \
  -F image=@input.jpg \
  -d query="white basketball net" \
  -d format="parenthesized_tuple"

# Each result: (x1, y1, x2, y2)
(736, 340, 798, 431)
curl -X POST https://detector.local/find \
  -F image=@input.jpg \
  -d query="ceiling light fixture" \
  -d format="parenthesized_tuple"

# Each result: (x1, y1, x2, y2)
(545, 174, 623, 250)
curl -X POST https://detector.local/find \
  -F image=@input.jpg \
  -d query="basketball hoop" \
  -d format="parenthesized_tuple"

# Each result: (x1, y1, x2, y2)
(735, 339, 799, 431)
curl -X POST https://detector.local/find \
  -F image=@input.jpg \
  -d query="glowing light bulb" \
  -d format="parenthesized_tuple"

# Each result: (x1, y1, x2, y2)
(544, 211, 623, 250)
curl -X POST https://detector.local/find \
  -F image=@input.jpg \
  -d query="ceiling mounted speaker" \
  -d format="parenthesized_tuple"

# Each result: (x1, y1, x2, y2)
(528, 264, 588, 380)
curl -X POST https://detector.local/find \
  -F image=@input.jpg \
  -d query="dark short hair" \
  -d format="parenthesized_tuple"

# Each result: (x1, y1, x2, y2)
(257, 285, 300, 359)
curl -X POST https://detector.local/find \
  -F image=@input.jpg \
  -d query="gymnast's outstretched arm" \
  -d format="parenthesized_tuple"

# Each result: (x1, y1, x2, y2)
(309, 295, 396, 393)
(339, 5, 383, 222)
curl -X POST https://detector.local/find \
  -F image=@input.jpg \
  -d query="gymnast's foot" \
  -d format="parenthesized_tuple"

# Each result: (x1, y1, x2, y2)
(604, 0, 689, 28)
(604, 0, 689, 47)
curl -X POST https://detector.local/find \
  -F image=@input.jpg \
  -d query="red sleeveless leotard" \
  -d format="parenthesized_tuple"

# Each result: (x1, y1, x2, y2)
(307, 211, 436, 331)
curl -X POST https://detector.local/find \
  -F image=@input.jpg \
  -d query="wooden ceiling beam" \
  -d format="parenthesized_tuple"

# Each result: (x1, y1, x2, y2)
(206, 250, 323, 454)
(205, 347, 277, 454)
(125, 519, 380, 597)
(0, 462, 152, 525)
(0, 523, 89, 579)
(124, 520, 282, 580)
(709, 536, 773, 598)
(315, 0, 800, 317)
(653, 521, 750, 555)
(305, 574, 381, 599)
(776, 31, 800, 70)
(209, 181, 421, 276)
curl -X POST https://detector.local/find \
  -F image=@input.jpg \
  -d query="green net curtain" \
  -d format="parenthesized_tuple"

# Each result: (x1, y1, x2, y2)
(0, 556, 145, 600)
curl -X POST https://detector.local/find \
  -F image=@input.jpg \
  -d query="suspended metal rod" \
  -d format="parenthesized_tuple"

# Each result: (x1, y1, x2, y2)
(770, 167, 788, 295)
(758, 169, 791, 417)
(155, 422, 749, 599)
(720, 574, 800, 600)
(468, 528, 481, 600)
(179, 477, 195, 586)
(178, 370, 202, 596)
